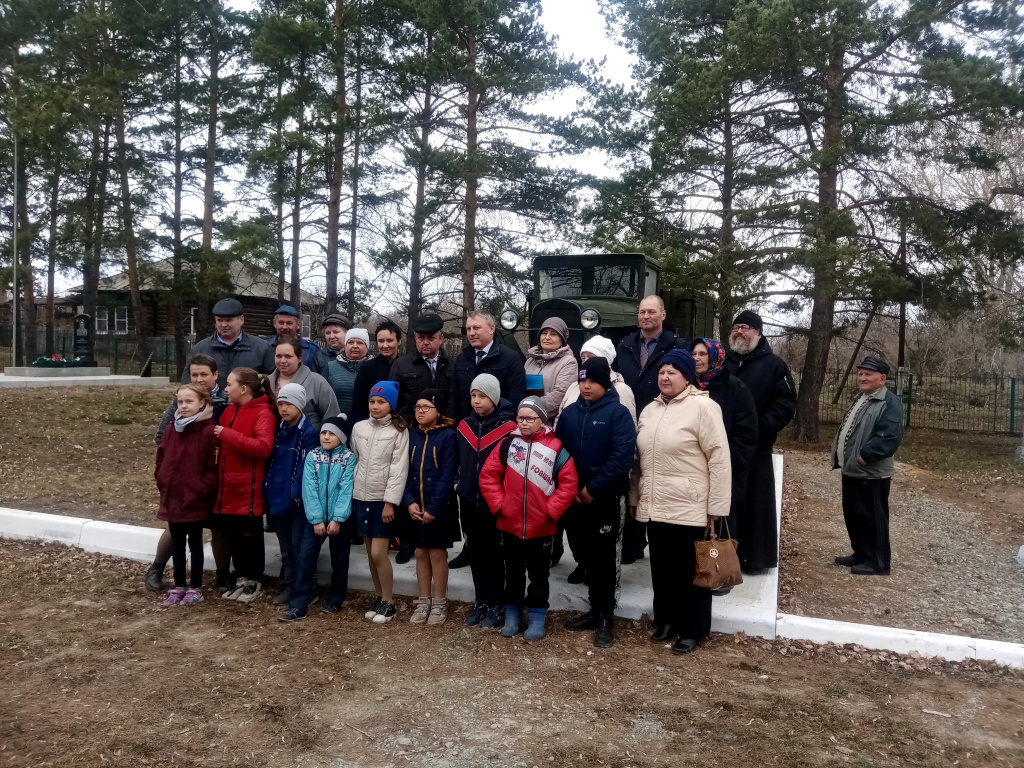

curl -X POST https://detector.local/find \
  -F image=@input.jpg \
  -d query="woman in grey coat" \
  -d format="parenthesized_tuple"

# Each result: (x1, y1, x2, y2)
(268, 336, 339, 432)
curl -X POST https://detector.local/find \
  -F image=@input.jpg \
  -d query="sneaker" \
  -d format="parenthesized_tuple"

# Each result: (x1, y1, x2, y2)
(180, 588, 204, 605)
(395, 547, 414, 565)
(464, 603, 488, 627)
(216, 568, 236, 593)
(273, 588, 293, 606)
(427, 598, 448, 625)
(372, 600, 397, 623)
(410, 597, 431, 624)
(481, 605, 504, 629)
(565, 609, 599, 632)
(145, 564, 165, 593)
(322, 603, 341, 615)
(235, 580, 263, 603)
(364, 596, 384, 619)
(594, 615, 614, 648)
(221, 577, 249, 601)
(279, 608, 307, 622)
(162, 588, 185, 607)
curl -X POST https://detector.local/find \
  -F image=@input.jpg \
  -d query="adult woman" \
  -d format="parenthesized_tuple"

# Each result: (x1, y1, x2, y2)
(320, 313, 352, 362)
(324, 328, 371, 432)
(524, 317, 578, 415)
(556, 335, 637, 425)
(629, 348, 731, 654)
(267, 336, 339, 432)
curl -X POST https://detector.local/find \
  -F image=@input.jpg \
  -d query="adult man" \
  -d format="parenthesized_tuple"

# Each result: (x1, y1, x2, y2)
(724, 310, 796, 574)
(830, 355, 904, 576)
(350, 320, 403, 424)
(613, 295, 688, 563)
(268, 305, 326, 373)
(182, 298, 275, 388)
(448, 311, 527, 422)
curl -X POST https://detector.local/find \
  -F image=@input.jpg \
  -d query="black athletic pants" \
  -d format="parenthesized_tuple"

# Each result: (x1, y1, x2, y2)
(168, 521, 204, 589)
(461, 498, 504, 607)
(572, 496, 622, 615)
(502, 533, 552, 610)
(841, 474, 892, 572)
(219, 515, 266, 581)
(648, 521, 712, 640)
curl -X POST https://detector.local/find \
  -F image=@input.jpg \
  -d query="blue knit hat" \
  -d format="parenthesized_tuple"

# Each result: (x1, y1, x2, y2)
(368, 380, 399, 411)
(660, 348, 698, 386)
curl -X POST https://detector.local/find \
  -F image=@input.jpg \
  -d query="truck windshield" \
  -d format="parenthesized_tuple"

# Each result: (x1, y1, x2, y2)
(538, 265, 639, 300)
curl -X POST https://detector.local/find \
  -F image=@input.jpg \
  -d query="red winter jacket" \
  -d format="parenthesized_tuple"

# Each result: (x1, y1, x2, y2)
(215, 395, 276, 516)
(479, 427, 578, 540)
(155, 406, 218, 523)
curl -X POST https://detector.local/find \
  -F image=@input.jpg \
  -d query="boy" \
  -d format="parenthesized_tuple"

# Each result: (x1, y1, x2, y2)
(479, 396, 578, 641)
(455, 374, 518, 628)
(555, 357, 636, 648)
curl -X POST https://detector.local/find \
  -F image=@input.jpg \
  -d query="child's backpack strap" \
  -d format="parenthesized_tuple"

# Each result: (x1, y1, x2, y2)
(498, 433, 517, 470)
(554, 447, 571, 475)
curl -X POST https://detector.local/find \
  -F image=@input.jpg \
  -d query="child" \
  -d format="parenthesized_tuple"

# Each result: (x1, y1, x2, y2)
(213, 367, 276, 603)
(402, 389, 459, 625)
(263, 383, 320, 607)
(479, 396, 578, 641)
(280, 415, 357, 621)
(455, 373, 517, 628)
(349, 381, 410, 623)
(155, 383, 219, 606)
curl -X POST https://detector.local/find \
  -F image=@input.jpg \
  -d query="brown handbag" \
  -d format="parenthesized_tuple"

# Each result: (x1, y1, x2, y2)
(693, 518, 743, 590)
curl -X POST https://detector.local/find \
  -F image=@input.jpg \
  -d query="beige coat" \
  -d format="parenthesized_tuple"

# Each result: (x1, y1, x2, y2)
(524, 344, 578, 414)
(349, 414, 410, 505)
(629, 385, 731, 526)
(556, 372, 637, 426)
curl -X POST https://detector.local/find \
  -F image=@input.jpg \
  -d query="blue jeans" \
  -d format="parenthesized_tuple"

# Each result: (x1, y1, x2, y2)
(273, 511, 307, 589)
(289, 515, 354, 613)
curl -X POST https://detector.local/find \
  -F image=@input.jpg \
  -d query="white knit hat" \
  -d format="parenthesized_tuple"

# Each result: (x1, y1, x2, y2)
(345, 328, 370, 347)
(581, 335, 616, 364)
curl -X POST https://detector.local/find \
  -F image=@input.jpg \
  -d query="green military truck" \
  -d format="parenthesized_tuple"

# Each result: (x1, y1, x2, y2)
(498, 253, 716, 354)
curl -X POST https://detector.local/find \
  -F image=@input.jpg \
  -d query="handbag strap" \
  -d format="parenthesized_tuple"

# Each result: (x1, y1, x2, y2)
(708, 516, 732, 541)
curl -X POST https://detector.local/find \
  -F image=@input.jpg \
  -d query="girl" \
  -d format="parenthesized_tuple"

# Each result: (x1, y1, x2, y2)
(213, 367, 276, 603)
(263, 383, 320, 607)
(155, 383, 219, 606)
(349, 381, 410, 623)
(402, 389, 459, 625)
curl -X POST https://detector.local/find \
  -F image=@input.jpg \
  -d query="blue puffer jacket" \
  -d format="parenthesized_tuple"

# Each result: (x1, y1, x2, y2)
(302, 446, 357, 525)
(263, 415, 320, 516)
(554, 386, 636, 497)
(402, 422, 458, 522)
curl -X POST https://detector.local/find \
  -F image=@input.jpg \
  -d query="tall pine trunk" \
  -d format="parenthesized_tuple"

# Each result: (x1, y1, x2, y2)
(114, 103, 150, 358)
(199, 1, 220, 337)
(290, 110, 305, 308)
(408, 67, 433, 350)
(347, 12, 362, 317)
(275, 77, 286, 303)
(325, 0, 347, 314)
(45, 168, 60, 356)
(461, 31, 479, 321)
(15, 156, 36, 363)
(171, 30, 187, 377)
(717, 99, 736, 342)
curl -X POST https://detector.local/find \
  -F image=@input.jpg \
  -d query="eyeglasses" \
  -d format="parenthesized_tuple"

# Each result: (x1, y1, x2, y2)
(731, 324, 752, 332)
(414, 404, 437, 412)
(516, 415, 540, 423)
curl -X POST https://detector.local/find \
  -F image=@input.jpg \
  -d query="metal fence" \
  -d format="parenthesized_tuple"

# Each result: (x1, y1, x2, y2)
(0, 328, 179, 378)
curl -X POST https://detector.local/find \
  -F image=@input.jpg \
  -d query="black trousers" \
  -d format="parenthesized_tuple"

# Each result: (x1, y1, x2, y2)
(395, 503, 416, 552)
(623, 514, 648, 556)
(502, 533, 552, 610)
(573, 496, 622, 616)
(648, 520, 712, 640)
(738, 449, 779, 570)
(841, 474, 892, 571)
(461, 498, 504, 607)
(219, 515, 266, 581)
(168, 521, 204, 589)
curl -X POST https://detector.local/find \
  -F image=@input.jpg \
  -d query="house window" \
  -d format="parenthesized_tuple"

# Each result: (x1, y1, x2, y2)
(95, 311, 110, 335)
(301, 313, 310, 338)
(114, 306, 129, 335)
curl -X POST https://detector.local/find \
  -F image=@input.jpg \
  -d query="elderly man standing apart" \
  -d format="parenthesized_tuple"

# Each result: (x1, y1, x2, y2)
(613, 295, 689, 564)
(182, 298, 275, 387)
(831, 356, 904, 576)
(724, 310, 795, 574)
(267, 305, 326, 373)
(448, 311, 527, 422)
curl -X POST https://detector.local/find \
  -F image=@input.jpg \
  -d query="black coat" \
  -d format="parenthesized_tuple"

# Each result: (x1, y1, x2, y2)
(704, 370, 759, 517)
(350, 354, 395, 424)
(180, 332, 275, 389)
(724, 336, 796, 449)
(455, 398, 518, 509)
(388, 349, 454, 417)
(613, 328, 689, 414)
(447, 343, 527, 421)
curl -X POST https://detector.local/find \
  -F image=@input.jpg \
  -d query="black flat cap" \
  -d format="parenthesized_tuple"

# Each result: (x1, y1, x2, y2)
(857, 355, 890, 375)
(321, 313, 353, 329)
(212, 298, 244, 317)
(412, 313, 444, 334)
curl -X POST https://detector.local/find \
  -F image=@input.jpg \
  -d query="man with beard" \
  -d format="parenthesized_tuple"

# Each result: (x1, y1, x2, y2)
(724, 310, 796, 575)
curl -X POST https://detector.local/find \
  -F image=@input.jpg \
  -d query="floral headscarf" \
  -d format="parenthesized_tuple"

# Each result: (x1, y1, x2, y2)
(691, 337, 726, 389)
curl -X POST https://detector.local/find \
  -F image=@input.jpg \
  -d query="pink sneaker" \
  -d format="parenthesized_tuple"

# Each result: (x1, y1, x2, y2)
(162, 588, 185, 607)
(180, 588, 204, 605)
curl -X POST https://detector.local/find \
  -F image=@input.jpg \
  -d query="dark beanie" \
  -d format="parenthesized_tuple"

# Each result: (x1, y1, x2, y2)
(660, 348, 698, 386)
(579, 357, 612, 390)
(417, 388, 449, 413)
(732, 310, 763, 333)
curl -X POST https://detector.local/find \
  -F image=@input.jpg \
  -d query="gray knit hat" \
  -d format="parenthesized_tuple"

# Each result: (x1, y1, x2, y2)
(518, 395, 549, 424)
(470, 373, 501, 408)
(277, 383, 307, 410)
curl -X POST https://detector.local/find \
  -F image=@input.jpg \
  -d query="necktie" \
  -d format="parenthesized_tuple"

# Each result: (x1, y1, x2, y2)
(426, 357, 437, 378)
(476, 349, 486, 365)
(639, 338, 651, 369)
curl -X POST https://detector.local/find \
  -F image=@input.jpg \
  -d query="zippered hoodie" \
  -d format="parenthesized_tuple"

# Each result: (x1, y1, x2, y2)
(263, 415, 320, 516)
(302, 445, 357, 525)
(402, 423, 458, 522)
(349, 414, 410, 504)
(155, 405, 218, 523)
(479, 427, 578, 540)
(456, 399, 518, 508)
(554, 387, 636, 497)
(215, 395, 276, 516)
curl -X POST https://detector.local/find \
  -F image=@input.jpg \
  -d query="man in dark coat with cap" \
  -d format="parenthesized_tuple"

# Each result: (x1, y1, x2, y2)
(724, 310, 796, 574)
(182, 298, 275, 388)
(268, 305, 327, 373)
(830, 355, 903, 575)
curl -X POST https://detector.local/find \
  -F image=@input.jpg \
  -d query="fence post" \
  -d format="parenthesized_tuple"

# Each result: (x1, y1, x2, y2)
(113, 338, 119, 374)
(904, 374, 913, 428)
(164, 340, 170, 377)
(1011, 379, 1017, 436)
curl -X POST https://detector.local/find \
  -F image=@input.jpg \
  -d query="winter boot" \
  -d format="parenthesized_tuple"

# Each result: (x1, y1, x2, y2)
(464, 603, 488, 626)
(523, 608, 547, 641)
(145, 564, 165, 593)
(500, 605, 522, 637)
(481, 605, 504, 629)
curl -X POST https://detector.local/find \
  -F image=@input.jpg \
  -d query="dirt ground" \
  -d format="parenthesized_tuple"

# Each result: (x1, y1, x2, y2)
(1, 539, 1023, 768)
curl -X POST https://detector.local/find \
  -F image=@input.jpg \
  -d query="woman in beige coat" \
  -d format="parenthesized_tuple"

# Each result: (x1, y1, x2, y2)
(629, 348, 731, 655)
(524, 317, 578, 415)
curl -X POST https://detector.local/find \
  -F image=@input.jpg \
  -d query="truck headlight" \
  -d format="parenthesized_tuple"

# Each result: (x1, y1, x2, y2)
(500, 310, 519, 331)
(580, 309, 600, 330)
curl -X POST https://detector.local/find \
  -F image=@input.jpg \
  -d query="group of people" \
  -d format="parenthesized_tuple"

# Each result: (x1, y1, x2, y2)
(149, 294, 903, 655)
